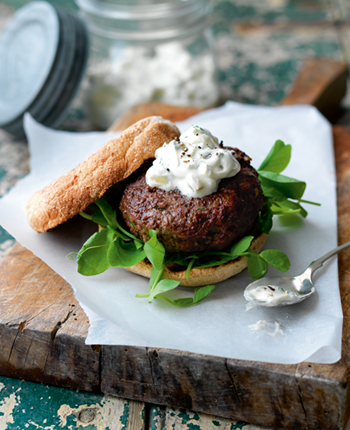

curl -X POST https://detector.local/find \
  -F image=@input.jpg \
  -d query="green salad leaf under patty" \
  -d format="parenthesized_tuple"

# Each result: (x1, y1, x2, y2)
(71, 140, 320, 307)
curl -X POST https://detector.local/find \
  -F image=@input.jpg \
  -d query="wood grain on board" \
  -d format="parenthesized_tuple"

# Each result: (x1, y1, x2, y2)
(0, 59, 349, 430)
(280, 58, 348, 122)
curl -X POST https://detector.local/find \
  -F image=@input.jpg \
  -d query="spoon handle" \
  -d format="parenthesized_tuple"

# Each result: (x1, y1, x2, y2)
(308, 240, 350, 273)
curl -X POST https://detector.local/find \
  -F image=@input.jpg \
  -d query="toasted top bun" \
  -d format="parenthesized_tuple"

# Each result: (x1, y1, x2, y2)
(125, 233, 268, 287)
(26, 116, 180, 233)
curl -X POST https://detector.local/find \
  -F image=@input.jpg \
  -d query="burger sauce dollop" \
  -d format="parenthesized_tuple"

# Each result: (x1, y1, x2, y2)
(146, 126, 241, 198)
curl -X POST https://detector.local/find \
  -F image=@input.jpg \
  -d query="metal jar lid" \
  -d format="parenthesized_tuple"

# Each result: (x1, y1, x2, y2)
(0, 2, 89, 138)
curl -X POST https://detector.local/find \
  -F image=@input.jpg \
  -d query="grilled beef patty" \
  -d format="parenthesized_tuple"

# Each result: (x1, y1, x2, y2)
(119, 148, 264, 253)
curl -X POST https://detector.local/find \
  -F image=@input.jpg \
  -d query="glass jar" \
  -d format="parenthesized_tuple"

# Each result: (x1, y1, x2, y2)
(76, 0, 220, 129)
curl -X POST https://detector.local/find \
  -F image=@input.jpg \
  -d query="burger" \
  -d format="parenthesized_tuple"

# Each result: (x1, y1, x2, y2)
(26, 116, 295, 304)
(118, 125, 268, 286)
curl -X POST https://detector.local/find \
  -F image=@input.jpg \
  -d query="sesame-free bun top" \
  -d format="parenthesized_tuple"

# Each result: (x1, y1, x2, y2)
(26, 116, 180, 233)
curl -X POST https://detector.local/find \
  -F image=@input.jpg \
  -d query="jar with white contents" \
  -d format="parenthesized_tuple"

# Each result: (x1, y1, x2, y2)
(75, 0, 220, 130)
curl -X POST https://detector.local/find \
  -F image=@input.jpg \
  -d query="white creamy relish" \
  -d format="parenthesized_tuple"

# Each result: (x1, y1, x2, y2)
(245, 285, 299, 307)
(145, 125, 241, 198)
(249, 320, 285, 337)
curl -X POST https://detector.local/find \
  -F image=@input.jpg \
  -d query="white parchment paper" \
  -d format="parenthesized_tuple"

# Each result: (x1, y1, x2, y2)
(0, 102, 342, 364)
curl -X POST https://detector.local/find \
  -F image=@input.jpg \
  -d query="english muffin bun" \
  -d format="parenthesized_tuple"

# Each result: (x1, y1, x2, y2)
(26, 116, 180, 233)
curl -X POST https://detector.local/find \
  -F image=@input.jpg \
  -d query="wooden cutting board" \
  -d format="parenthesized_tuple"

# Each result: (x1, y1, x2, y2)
(0, 59, 349, 430)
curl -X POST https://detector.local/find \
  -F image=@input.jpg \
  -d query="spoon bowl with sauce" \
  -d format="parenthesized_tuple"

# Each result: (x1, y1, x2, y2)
(244, 240, 350, 307)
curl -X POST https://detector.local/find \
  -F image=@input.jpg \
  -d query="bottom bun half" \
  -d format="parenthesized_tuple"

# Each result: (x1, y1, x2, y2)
(126, 233, 268, 287)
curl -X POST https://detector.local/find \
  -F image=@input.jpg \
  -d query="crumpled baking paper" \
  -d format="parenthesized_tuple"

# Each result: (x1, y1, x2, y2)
(0, 102, 342, 364)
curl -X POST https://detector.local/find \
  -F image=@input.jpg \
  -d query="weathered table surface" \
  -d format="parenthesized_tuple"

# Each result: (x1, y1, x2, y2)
(1, 108, 350, 430)
(1, 1, 350, 429)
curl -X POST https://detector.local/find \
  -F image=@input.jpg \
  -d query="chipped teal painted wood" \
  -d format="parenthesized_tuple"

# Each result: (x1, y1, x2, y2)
(2, 0, 77, 12)
(0, 375, 145, 430)
(212, 0, 330, 25)
(148, 405, 270, 430)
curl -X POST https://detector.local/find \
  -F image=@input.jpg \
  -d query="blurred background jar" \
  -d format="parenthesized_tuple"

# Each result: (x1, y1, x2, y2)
(75, 0, 220, 130)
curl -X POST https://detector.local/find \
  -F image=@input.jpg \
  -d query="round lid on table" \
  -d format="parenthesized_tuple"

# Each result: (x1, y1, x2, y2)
(0, 1, 89, 138)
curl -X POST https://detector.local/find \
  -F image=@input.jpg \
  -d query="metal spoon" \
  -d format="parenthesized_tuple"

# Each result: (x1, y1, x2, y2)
(244, 240, 350, 307)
